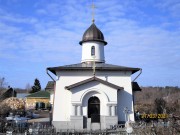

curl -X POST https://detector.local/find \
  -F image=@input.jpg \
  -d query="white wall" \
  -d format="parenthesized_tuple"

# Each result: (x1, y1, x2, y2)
(71, 81, 117, 116)
(81, 41, 105, 63)
(50, 92, 54, 105)
(53, 70, 134, 122)
(117, 85, 134, 122)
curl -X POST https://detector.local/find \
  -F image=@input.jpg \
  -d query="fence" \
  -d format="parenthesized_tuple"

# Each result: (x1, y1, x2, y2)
(0, 118, 180, 135)
(1, 123, 180, 135)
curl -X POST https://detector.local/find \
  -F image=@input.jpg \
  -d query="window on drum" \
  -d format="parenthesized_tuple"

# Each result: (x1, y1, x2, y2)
(91, 46, 95, 56)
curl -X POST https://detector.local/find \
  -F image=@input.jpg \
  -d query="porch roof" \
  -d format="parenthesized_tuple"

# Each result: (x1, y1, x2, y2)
(65, 76, 124, 90)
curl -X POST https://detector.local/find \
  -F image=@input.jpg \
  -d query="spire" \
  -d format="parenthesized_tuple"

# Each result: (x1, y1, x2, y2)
(91, 0, 96, 23)
(80, 0, 107, 63)
(79, 0, 107, 45)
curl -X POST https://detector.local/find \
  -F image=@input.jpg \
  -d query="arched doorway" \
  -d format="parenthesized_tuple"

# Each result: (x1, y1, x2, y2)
(88, 96, 100, 122)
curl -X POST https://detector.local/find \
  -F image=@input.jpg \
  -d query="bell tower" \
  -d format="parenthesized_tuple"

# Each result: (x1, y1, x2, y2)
(79, 1, 107, 63)
(79, 22, 107, 63)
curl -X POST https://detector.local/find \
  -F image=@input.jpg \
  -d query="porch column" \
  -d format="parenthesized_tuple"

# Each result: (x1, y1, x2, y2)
(111, 105, 115, 116)
(115, 106, 117, 116)
(72, 105, 76, 116)
(77, 105, 81, 116)
(107, 105, 111, 116)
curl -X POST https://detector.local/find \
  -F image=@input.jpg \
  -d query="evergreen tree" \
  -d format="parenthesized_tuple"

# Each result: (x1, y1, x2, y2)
(30, 78, 41, 93)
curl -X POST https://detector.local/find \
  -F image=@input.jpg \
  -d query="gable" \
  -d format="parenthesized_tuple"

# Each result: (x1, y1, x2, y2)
(69, 80, 119, 103)
(65, 76, 123, 90)
(45, 81, 55, 91)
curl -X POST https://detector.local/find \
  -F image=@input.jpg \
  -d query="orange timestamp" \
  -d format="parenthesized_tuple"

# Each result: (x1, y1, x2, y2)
(141, 114, 168, 119)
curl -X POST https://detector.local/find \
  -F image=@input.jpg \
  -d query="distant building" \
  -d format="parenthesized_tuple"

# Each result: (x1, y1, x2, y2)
(45, 81, 55, 105)
(15, 89, 30, 99)
(0, 87, 16, 101)
(45, 81, 54, 91)
(25, 91, 50, 110)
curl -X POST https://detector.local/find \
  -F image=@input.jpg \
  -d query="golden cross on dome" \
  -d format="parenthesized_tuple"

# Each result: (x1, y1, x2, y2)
(91, 0, 96, 23)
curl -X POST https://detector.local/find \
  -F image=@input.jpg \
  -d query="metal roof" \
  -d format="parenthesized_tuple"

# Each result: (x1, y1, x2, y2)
(132, 82, 141, 91)
(65, 76, 123, 90)
(45, 81, 54, 91)
(79, 23, 107, 45)
(47, 62, 140, 75)
(0, 88, 16, 101)
(26, 91, 50, 98)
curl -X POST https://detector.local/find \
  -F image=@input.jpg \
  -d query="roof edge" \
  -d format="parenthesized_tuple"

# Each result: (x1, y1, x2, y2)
(65, 76, 123, 90)
(79, 39, 107, 45)
(47, 63, 141, 75)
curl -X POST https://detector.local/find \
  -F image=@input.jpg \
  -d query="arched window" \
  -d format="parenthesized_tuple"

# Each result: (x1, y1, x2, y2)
(91, 46, 95, 56)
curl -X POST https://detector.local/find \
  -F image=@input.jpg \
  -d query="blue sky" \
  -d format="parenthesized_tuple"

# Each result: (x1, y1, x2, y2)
(0, 0, 180, 89)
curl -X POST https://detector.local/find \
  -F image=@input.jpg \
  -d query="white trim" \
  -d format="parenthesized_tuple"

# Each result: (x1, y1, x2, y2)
(80, 88, 109, 103)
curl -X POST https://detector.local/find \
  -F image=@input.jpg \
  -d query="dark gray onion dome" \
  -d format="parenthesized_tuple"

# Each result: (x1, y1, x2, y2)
(79, 23, 107, 45)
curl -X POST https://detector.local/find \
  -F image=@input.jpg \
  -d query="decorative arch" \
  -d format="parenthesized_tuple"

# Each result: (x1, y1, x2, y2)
(80, 88, 109, 103)
(79, 88, 110, 116)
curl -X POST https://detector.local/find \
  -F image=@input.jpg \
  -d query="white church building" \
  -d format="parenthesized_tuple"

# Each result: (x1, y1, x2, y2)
(47, 21, 141, 130)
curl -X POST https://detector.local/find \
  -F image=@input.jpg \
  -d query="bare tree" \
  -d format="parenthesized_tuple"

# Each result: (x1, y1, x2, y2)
(154, 98, 166, 114)
(25, 83, 31, 92)
(0, 77, 8, 89)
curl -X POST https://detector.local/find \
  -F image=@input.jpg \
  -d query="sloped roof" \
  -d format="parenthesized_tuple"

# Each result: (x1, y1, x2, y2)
(0, 88, 16, 101)
(0, 89, 7, 95)
(45, 81, 54, 91)
(132, 82, 141, 91)
(26, 91, 50, 98)
(65, 76, 123, 90)
(47, 63, 140, 75)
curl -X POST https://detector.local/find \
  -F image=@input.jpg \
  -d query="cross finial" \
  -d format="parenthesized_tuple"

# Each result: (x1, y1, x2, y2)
(92, 56, 96, 76)
(91, 0, 96, 23)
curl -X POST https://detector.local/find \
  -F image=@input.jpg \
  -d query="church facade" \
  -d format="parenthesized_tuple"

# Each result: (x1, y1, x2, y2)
(47, 22, 141, 130)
